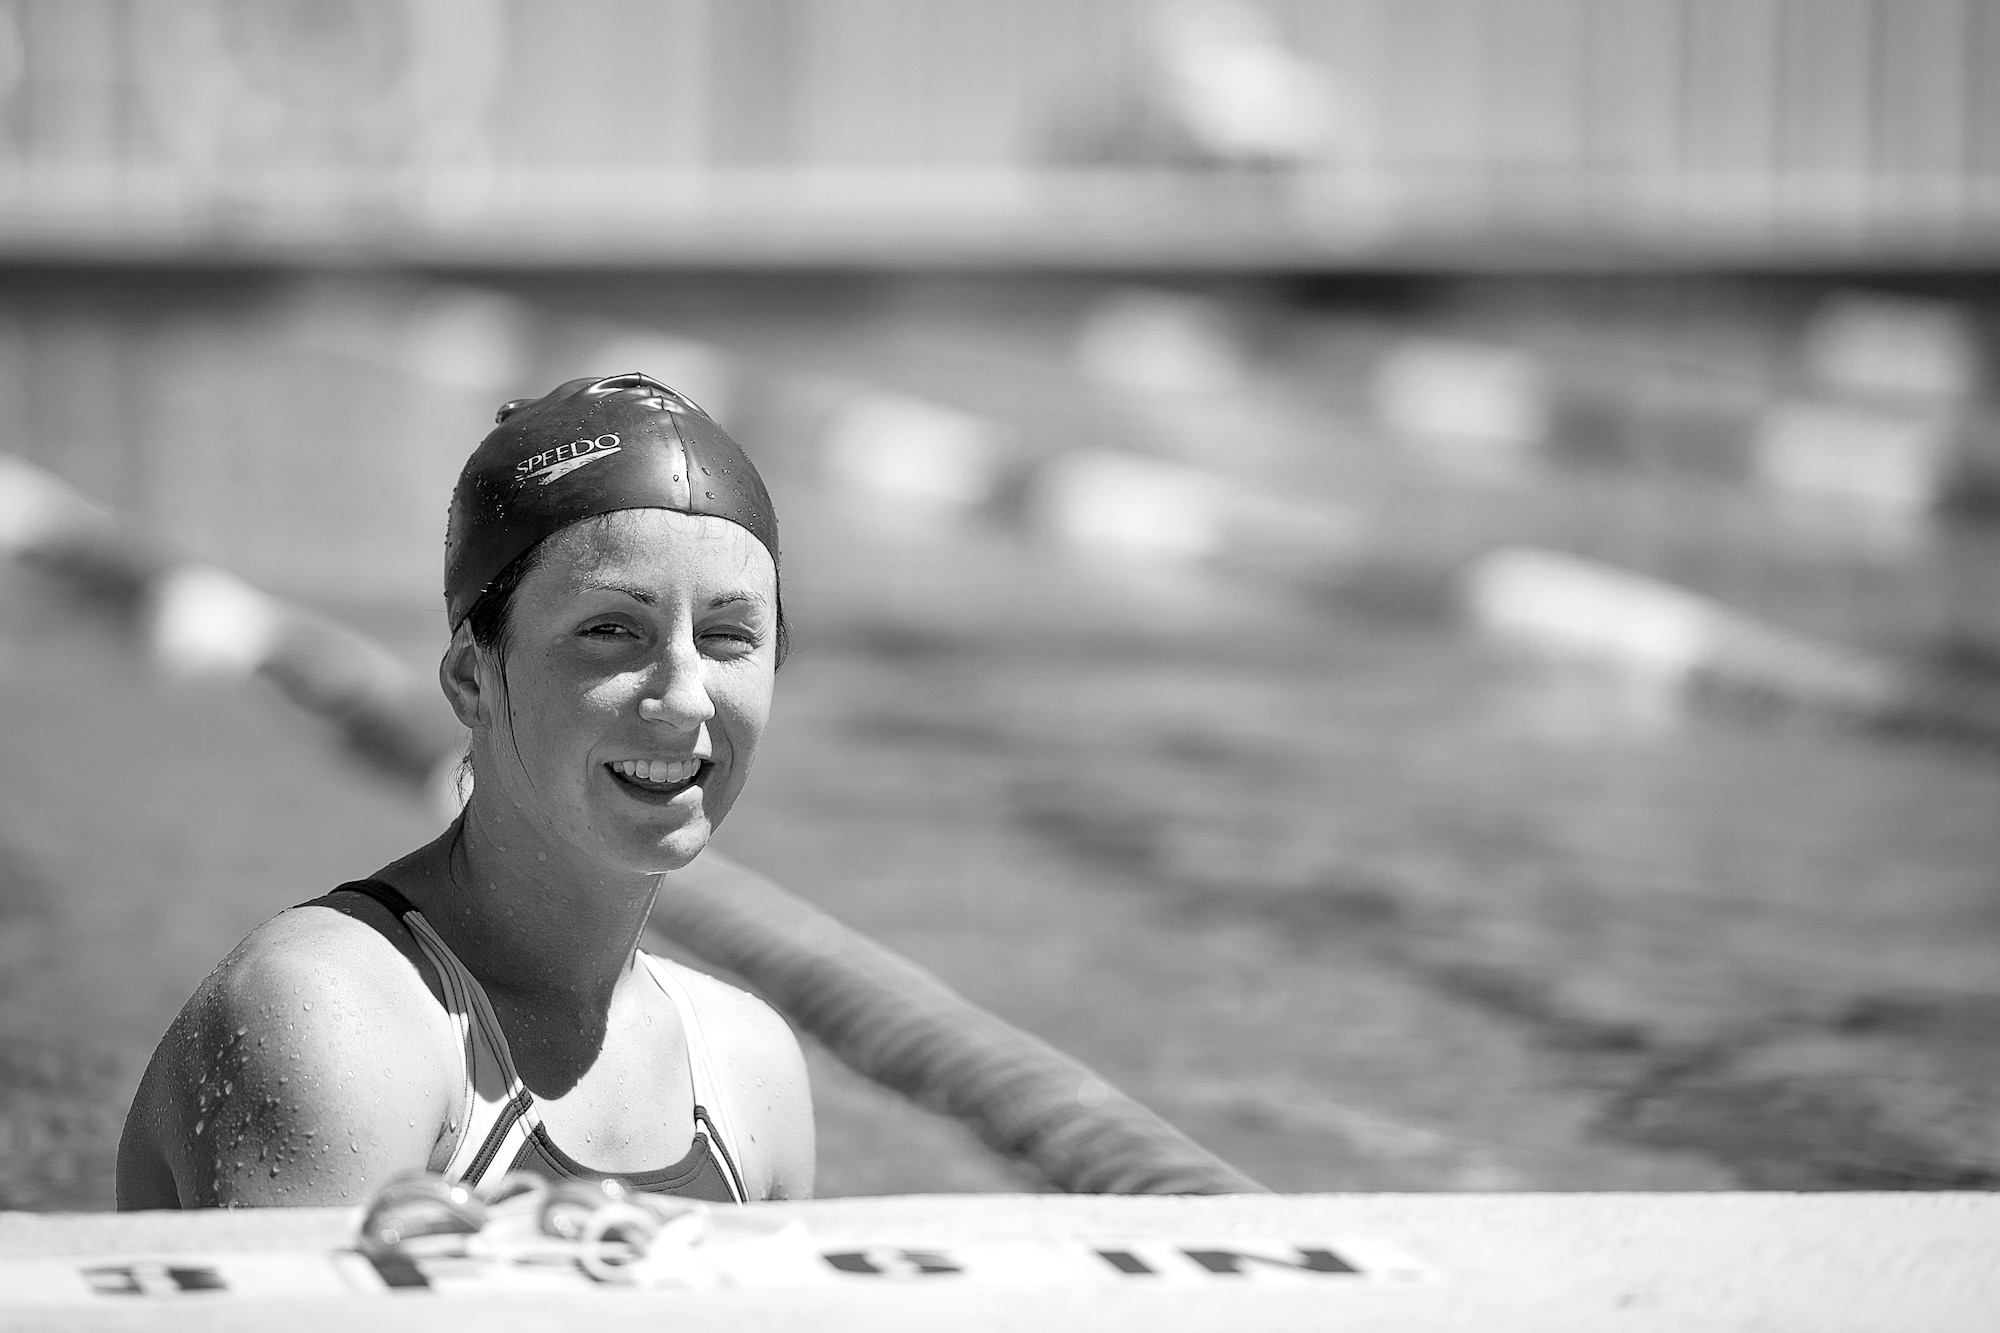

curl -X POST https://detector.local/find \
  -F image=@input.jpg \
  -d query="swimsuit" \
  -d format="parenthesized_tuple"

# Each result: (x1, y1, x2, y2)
(333, 880, 748, 1203)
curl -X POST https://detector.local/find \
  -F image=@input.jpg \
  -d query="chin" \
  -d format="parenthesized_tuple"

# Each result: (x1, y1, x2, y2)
(634, 822, 713, 875)
(650, 844, 706, 874)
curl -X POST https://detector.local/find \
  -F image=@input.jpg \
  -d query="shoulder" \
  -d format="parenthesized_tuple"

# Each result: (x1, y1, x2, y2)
(655, 959, 816, 1201)
(189, 897, 452, 1068)
(119, 898, 457, 1208)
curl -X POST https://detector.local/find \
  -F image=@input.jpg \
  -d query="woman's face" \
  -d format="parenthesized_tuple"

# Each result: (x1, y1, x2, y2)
(462, 508, 778, 875)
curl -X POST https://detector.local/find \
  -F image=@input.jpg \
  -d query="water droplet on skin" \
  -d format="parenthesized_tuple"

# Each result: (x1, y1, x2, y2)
(193, 1119, 205, 1134)
(704, 491, 715, 499)
(349, 1141, 359, 1153)
(302, 1002, 312, 1011)
(234, 1026, 248, 1038)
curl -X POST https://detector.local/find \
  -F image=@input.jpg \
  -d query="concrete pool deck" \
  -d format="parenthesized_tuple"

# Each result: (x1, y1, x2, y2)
(1, 1191, 1994, 1331)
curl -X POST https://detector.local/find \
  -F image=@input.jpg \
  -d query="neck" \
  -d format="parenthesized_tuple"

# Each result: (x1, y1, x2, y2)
(397, 792, 660, 1018)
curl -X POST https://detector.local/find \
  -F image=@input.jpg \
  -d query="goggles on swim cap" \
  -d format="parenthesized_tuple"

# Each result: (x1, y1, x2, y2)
(444, 372, 779, 629)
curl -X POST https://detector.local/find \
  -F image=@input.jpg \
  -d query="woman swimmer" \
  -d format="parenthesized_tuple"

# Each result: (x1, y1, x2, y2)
(116, 373, 814, 1207)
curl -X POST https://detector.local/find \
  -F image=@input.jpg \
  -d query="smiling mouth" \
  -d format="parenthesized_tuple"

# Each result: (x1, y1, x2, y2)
(607, 758, 708, 797)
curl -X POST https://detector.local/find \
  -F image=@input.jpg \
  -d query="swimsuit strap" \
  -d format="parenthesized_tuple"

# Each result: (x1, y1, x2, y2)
(639, 954, 750, 1201)
(328, 877, 485, 1175)
(332, 877, 417, 918)
(391, 908, 535, 1182)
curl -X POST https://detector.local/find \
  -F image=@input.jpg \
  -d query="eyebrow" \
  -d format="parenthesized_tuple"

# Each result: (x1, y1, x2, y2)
(579, 580, 659, 605)
(577, 581, 768, 612)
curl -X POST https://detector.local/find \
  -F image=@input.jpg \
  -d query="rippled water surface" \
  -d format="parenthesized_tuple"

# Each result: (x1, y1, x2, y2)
(745, 519, 2000, 1195)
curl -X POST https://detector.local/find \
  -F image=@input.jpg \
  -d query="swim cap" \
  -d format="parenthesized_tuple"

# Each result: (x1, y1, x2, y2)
(444, 372, 779, 628)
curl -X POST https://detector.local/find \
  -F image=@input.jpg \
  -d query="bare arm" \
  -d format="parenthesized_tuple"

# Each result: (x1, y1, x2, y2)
(117, 905, 456, 1209)
(675, 967, 816, 1201)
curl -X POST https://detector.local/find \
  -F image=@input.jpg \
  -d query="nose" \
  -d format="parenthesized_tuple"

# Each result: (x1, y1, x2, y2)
(636, 644, 714, 731)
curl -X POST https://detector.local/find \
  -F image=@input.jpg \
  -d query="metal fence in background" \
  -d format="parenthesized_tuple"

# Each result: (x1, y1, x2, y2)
(0, 0, 1995, 266)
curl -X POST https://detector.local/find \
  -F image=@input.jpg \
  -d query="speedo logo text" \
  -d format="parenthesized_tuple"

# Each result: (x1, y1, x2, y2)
(517, 433, 622, 486)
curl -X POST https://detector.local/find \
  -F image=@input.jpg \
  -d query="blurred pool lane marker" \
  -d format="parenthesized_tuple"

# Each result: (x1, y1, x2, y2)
(1060, 286, 1372, 576)
(1150, 0, 1341, 167)
(1362, 290, 1986, 561)
(821, 389, 1016, 536)
(140, 559, 452, 793)
(1756, 291, 1977, 551)
(813, 369, 1364, 570)
(1027, 447, 1365, 576)
(808, 287, 1366, 582)
(1454, 547, 2000, 742)
(1027, 449, 1221, 562)
(0, 453, 107, 558)
(1462, 548, 1707, 739)
(0, 450, 458, 786)
(1074, 288, 1249, 398)
(1373, 338, 1549, 480)
(1802, 291, 1979, 407)
(1073, 286, 1324, 476)
(146, 564, 283, 682)
(1464, 549, 1717, 683)
(1751, 400, 1952, 548)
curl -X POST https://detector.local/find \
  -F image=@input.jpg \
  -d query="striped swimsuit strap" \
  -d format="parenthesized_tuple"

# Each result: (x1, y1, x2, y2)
(331, 879, 748, 1201)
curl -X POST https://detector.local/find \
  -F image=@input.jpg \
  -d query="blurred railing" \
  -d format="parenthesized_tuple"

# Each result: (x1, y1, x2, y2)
(0, 0, 1995, 267)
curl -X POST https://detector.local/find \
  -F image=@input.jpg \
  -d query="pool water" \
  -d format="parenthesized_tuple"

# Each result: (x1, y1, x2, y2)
(2, 273, 1997, 1205)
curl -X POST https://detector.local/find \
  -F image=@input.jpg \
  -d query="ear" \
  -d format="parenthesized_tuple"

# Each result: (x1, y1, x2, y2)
(439, 622, 492, 730)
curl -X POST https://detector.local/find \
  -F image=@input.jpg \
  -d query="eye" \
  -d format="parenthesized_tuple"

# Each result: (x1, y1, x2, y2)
(700, 626, 763, 657)
(578, 619, 639, 641)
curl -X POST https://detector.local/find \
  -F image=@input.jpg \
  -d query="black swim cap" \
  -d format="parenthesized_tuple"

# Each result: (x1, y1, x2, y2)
(444, 373, 779, 629)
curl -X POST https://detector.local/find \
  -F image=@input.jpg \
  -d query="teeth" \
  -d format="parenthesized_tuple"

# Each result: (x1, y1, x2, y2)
(613, 759, 700, 785)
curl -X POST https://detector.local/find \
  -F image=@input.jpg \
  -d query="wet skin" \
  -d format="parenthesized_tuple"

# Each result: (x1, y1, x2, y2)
(116, 509, 814, 1208)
